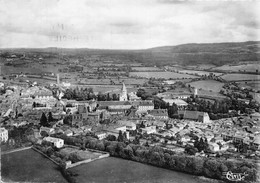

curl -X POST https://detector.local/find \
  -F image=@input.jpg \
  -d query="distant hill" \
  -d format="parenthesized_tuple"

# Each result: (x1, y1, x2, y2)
(1, 41, 259, 66)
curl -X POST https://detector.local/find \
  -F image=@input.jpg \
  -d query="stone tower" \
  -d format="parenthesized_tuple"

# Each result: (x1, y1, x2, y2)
(119, 82, 128, 101)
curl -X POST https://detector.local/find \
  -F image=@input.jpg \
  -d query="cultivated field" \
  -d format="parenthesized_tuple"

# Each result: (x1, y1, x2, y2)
(221, 74, 259, 81)
(129, 72, 199, 79)
(211, 63, 260, 72)
(131, 67, 162, 71)
(188, 80, 224, 92)
(179, 70, 223, 76)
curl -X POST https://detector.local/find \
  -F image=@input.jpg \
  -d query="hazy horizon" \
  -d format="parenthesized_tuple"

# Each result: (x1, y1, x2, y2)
(0, 0, 259, 49)
(0, 40, 260, 51)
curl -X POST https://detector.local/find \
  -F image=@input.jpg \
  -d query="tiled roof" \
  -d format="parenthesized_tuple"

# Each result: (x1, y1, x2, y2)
(97, 101, 132, 106)
(178, 110, 208, 120)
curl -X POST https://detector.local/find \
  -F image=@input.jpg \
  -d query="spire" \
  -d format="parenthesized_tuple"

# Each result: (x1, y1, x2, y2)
(122, 82, 126, 93)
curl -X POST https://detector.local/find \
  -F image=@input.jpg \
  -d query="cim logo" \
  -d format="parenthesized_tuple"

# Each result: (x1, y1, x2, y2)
(223, 171, 248, 181)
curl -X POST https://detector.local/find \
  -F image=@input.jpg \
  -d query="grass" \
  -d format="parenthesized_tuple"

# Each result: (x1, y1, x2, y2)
(69, 157, 215, 183)
(129, 72, 199, 79)
(60, 147, 101, 160)
(188, 80, 224, 92)
(1, 149, 67, 183)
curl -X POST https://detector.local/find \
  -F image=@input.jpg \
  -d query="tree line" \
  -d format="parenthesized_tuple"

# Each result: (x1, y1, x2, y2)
(62, 87, 119, 101)
(50, 134, 258, 183)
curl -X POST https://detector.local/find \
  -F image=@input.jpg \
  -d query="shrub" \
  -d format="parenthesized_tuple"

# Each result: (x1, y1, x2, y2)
(96, 142, 105, 151)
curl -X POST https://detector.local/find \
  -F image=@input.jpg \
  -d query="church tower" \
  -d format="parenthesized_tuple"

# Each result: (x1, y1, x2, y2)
(119, 82, 128, 101)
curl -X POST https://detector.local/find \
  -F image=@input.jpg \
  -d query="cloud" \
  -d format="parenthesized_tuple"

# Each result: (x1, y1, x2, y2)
(0, 0, 259, 49)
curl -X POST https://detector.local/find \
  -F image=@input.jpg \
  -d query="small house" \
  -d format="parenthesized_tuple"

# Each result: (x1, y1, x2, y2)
(43, 137, 64, 148)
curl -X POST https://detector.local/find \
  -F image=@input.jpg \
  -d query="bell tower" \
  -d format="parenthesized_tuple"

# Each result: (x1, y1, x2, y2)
(119, 82, 128, 101)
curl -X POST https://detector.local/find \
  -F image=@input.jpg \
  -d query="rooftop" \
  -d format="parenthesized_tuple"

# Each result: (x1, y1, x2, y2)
(43, 137, 63, 143)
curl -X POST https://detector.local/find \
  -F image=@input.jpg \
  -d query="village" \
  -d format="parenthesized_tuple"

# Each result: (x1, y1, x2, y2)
(1, 72, 260, 162)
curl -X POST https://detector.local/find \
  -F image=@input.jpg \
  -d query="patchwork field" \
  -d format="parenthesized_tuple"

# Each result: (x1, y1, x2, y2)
(129, 72, 200, 79)
(131, 67, 162, 71)
(211, 63, 260, 72)
(71, 78, 147, 85)
(221, 74, 259, 81)
(188, 80, 224, 92)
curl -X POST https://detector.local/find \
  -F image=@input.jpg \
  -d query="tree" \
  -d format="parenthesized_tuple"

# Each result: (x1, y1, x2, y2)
(133, 136, 140, 144)
(48, 112, 54, 122)
(185, 144, 198, 155)
(140, 121, 145, 128)
(112, 93, 118, 101)
(123, 132, 127, 141)
(32, 102, 36, 108)
(106, 134, 117, 141)
(63, 115, 72, 125)
(40, 113, 48, 127)
(117, 130, 124, 142)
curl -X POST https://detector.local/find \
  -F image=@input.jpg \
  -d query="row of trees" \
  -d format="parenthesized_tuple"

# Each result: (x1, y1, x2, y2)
(186, 96, 259, 117)
(51, 134, 258, 182)
(62, 88, 119, 101)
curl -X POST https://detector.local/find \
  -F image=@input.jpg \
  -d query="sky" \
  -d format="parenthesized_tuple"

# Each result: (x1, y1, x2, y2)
(0, 0, 259, 49)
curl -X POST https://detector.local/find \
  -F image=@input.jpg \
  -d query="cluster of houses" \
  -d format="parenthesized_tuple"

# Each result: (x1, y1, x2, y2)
(1, 82, 260, 156)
